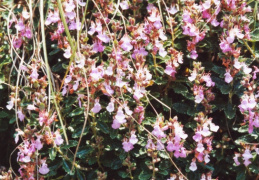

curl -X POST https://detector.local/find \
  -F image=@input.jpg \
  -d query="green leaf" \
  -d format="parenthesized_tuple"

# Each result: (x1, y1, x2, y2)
(23, 86, 34, 92)
(172, 103, 188, 115)
(49, 148, 57, 160)
(49, 48, 61, 56)
(154, 77, 167, 85)
(159, 160, 171, 170)
(171, 83, 188, 96)
(76, 146, 94, 159)
(250, 28, 259, 42)
(97, 121, 110, 134)
(158, 151, 170, 159)
(72, 127, 88, 138)
(62, 160, 73, 174)
(111, 158, 122, 170)
(224, 103, 236, 119)
(9, 117, 16, 124)
(118, 171, 129, 178)
(76, 169, 86, 180)
(138, 170, 152, 180)
(236, 170, 246, 180)
(0, 111, 9, 118)
(69, 108, 84, 117)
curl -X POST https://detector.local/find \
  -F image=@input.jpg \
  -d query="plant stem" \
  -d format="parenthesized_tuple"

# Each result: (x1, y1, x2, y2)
(40, 0, 69, 145)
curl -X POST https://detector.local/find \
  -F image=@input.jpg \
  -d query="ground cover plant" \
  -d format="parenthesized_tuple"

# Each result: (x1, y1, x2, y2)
(0, 0, 259, 179)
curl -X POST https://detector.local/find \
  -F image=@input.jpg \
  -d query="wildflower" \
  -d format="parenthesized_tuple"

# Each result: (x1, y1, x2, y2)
(91, 99, 102, 113)
(224, 69, 233, 83)
(54, 131, 64, 146)
(120, 1, 129, 10)
(39, 160, 50, 175)
(189, 160, 197, 171)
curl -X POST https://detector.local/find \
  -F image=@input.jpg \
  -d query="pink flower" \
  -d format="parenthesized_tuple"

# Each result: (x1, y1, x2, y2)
(193, 131, 202, 142)
(220, 39, 232, 53)
(227, 26, 244, 44)
(63, 47, 71, 59)
(183, 10, 193, 23)
(129, 133, 138, 145)
(30, 68, 39, 80)
(119, 1, 129, 10)
(195, 90, 204, 103)
(115, 107, 126, 124)
(166, 141, 175, 152)
(196, 142, 205, 153)
(22, 10, 30, 19)
(209, 122, 219, 132)
(13, 37, 23, 49)
(120, 35, 133, 52)
(91, 99, 102, 113)
(15, 19, 25, 32)
(201, 74, 215, 87)
(164, 65, 176, 77)
(224, 70, 233, 83)
(242, 149, 253, 166)
(17, 110, 25, 121)
(66, 11, 76, 20)
(35, 136, 43, 150)
(122, 141, 134, 152)
(65, 0, 75, 12)
(204, 153, 210, 163)
(90, 65, 103, 81)
(190, 50, 198, 59)
(97, 33, 110, 43)
(92, 39, 105, 53)
(27, 104, 36, 111)
(211, 18, 219, 27)
(168, 5, 178, 15)
(106, 100, 115, 113)
(189, 160, 197, 171)
(233, 153, 241, 166)
(146, 139, 155, 150)
(39, 160, 50, 175)
(22, 27, 32, 39)
(54, 130, 64, 146)
(188, 71, 197, 81)
(105, 66, 113, 76)
(156, 140, 164, 150)
(45, 10, 60, 25)
(111, 119, 121, 129)
(6, 100, 14, 110)
(152, 125, 166, 139)
(88, 21, 102, 35)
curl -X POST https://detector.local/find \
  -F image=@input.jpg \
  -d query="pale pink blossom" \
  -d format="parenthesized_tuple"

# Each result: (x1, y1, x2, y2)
(39, 160, 50, 175)
(91, 99, 102, 113)
(189, 161, 197, 171)
(122, 141, 134, 152)
(224, 70, 233, 83)
(120, 1, 129, 10)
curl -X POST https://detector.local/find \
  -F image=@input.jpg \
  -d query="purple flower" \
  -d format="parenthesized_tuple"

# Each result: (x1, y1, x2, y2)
(242, 149, 253, 166)
(106, 100, 114, 113)
(122, 141, 134, 152)
(17, 110, 25, 121)
(120, 35, 133, 52)
(91, 99, 102, 114)
(129, 133, 138, 145)
(189, 161, 197, 171)
(39, 160, 50, 175)
(54, 131, 64, 146)
(152, 125, 166, 139)
(120, 1, 129, 10)
(224, 70, 233, 83)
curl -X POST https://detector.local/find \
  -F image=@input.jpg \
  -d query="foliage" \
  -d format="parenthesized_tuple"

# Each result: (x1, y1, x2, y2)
(0, 0, 259, 180)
